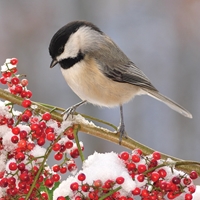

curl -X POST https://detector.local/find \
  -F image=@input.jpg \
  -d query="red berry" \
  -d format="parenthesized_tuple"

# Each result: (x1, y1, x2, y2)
(167, 191, 180, 199)
(137, 174, 145, 182)
(41, 192, 49, 200)
(18, 181, 26, 189)
(57, 197, 66, 200)
(183, 177, 192, 185)
(104, 179, 114, 188)
(20, 90, 27, 98)
(10, 67, 17, 73)
(52, 165, 60, 172)
(42, 112, 51, 121)
(132, 187, 141, 195)
(81, 183, 90, 192)
(11, 135, 19, 143)
(37, 137, 45, 146)
(172, 176, 181, 184)
(54, 152, 63, 160)
(68, 163, 77, 172)
(120, 151, 129, 161)
(15, 152, 25, 161)
(119, 196, 127, 200)
(46, 132, 55, 141)
(0, 77, 7, 84)
(134, 148, 142, 155)
(185, 193, 193, 200)
(15, 84, 23, 93)
(52, 143, 61, 151)
(24, 109, 32, 118)
(158, 168, 167, 178)
(152, 151, 161, 160)
(10, 58, 18, 65)
(188, 185, 196, 193)
(26, 90, 32, 98)
(12, 126, 20, 135)
(127, 162, 136, 171)
(60, 166, 67, 174)
(137, 164, 147, 173)
(22, 99, 31, 107)
(78, 173, 86, 181)
(116, 176, 124, 184)
(0, 178, 8, 187)
(21, 114, 29, 122)
(151, 172, 160, 182)
(21, 79, 28, 87)
(141, 189, 149, 197)
(19, 130, 28, 139)
(64, 127, 74, 140)
(75, 196, 82, 200)
(45, 126, 54, 134)
(45, 178, 54, 188)
(30, 123, 39, 131)
(93, 179, 102, 187)
(9, 162, 17, 171)
(18, 163, 25, 171)
(18, 139, 27, 149)
(159, 180, 167, 190)
(2, 71, 11, 77)
(132, 154, 140, 163)
(70, 182, 79, 191)
(190, 171, 198, 180)
(19, 173, 30, 181)
(65, 140, 73, 149)
(11, 77, 20, 85)
(88, 191, 98, 199)
(52, 174, 60, 182)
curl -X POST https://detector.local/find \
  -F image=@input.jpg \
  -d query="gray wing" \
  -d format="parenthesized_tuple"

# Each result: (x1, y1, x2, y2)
(99, 60, 192, 118)
(102, 60, 158, 92)
(92, 37, 192, 118)
(92, 35, 158, 91)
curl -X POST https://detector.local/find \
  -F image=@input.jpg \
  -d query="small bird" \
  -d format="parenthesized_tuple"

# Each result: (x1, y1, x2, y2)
(49, 20, 192, 142)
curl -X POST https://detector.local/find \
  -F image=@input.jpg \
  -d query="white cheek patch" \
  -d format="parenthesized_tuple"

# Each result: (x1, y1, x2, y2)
(56, 26, 99, 62)
(57, 32, 80, 61)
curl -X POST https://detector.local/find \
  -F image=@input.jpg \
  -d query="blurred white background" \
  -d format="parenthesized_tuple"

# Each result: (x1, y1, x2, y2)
(0, 1, 199, 170)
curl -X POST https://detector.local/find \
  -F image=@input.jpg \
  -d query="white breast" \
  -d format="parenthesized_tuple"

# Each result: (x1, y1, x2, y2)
(60, 57, 142, 107)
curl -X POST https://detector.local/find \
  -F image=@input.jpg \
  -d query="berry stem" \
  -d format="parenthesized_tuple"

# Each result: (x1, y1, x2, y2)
(73, 124, 85, 162)
(99, 186, 121, 200)
(25, 136, 62, 200)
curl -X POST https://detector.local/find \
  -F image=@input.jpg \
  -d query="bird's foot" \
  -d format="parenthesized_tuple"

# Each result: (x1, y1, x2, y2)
(62, 100, 87, 120)
(117, 122, 128, 144)
(62, 106, 77, 120)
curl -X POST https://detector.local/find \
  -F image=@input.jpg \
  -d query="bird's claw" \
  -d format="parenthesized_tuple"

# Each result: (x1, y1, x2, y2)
(117, 123, 128, 144)
(62, 106, 77, 120)
(62, 100, 87, 120)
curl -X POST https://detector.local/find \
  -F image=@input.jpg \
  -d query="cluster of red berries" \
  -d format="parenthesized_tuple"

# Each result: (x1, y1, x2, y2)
(0, 59, 82, 200)
(119, 150, 197, 200)
(57, 173, 128, 200)
(0, 58, 32, 99)
(56, 150, 198, 200)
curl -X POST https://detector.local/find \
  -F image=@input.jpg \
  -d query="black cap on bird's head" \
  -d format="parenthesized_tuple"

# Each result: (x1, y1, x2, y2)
(49, 21, 102, 68)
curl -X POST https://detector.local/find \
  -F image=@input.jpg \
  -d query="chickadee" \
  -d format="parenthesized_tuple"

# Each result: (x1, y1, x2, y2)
(49, 20, 192, 142)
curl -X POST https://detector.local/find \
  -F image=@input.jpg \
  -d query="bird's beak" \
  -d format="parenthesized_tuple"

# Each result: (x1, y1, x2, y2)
(50, 59, 58, 68)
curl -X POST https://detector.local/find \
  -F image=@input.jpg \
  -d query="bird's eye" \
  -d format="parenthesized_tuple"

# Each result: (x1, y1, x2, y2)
(58, 46, 64, 54)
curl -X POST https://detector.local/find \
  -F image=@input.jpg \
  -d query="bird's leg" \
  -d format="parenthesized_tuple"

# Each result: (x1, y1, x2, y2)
(62, 100, 87, 119)
(117, 105, 128, 144)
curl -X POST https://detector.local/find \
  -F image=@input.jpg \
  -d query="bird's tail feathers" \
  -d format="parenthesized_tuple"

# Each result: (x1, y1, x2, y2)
(142, 89, 192, 118)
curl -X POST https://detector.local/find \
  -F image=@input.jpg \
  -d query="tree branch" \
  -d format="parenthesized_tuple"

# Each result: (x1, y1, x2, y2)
(0, 88, 199, 174)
